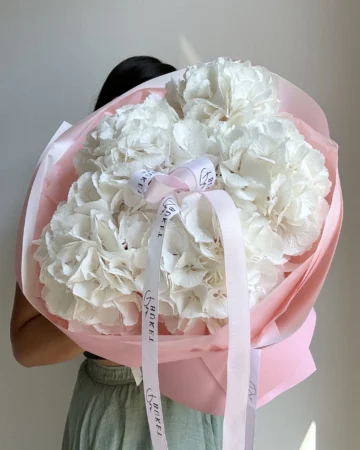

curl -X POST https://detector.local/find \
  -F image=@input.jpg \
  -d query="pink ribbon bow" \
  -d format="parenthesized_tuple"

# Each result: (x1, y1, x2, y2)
(129, 157, 258, 450)
(129, 157, 216, 204)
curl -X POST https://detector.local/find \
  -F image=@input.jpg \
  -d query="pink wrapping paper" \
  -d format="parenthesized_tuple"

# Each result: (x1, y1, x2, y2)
(16, 71, 342, 413)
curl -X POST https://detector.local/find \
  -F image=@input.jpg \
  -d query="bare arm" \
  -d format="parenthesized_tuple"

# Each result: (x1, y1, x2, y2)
(10, 284, 83, 367)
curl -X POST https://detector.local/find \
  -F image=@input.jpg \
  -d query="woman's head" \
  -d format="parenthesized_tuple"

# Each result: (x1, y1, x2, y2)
(94, 56, 176, 111)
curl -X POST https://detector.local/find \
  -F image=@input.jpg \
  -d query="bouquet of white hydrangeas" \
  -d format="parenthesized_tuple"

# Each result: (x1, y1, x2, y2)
(35, 58, 331, 335)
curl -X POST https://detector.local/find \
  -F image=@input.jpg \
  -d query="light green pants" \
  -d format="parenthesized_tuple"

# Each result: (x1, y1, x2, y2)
(62, 360, 223, 450)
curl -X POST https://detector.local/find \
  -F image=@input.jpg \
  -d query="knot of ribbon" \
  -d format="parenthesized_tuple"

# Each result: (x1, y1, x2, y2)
(129, 157, 216, 203)
(129, 158, 260, 450)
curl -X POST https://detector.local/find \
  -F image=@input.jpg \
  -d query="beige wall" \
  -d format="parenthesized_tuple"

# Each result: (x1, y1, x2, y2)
(0, 1, 359, 449)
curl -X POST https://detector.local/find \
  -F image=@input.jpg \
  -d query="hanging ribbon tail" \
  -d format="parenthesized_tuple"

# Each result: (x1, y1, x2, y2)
(129, 158, 254, 450)
(204, 190, 251, 450)
(246, 350, 261, 450)
(142, 195, 180, 450)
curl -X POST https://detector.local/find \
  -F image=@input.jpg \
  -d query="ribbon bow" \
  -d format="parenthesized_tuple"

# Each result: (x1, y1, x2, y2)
(129, 157, 216, 204)
(129, 158, 259, 450)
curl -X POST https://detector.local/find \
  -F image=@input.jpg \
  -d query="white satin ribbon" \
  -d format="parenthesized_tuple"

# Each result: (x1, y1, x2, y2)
(129, 158, 258, 450)
(246, 350, 261, 450)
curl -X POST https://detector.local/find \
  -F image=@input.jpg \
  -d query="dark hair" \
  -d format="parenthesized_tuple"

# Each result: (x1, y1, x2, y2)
(94, 56, 176, 111)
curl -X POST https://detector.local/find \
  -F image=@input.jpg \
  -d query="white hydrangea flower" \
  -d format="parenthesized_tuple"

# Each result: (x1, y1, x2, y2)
(170, 285, 208, 318)
(179, 192, 218, 243)
(42, 277, 140, 332)
(166, 58, 279, 127)
(93, 171, 145, 212)
(74, 94, 179, 175)
(117, 209, 153, 271)
(170, 251, 207, 288)
(34, 195, 153, 329)
(161, 220, 195, 272)
(247, 259, 284, 308)
(202, 284, 228, 319)
(220, 115, 331, 256)
(239, 210, 286, 266)
(177, 192, 225, 264)
(171, 119, 221, 166)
